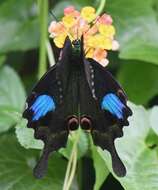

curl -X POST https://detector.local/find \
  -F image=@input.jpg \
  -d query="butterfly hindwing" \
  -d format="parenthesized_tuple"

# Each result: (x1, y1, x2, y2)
(81, 58, 132, 177)
(23, 37, 78, 178)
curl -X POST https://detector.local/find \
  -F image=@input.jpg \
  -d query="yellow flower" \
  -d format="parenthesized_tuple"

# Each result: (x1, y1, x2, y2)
(86, 36, 95, 47)
(81, 6, 96, 22)
(102, 38, 112, 50)
(95, 34, 112, 50)
(98, 24, 116, 37)
(62, 15, 76, 28)
(85, 48, 94, 58)
(54, 34, 67, 48)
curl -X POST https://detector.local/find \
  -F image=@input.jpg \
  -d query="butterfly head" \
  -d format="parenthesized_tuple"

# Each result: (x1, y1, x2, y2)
(72, 39, 81, 56)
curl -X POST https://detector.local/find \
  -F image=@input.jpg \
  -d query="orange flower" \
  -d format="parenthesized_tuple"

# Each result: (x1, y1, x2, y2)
(48, 21, 66, 37)
(93, 48, 107, 61)
(85, 24, 98, 36)
(98, 14, 113, 25)
(64, 6, 75, 15)
(48, 5, 119, 67)
(64, 6, 80, 17)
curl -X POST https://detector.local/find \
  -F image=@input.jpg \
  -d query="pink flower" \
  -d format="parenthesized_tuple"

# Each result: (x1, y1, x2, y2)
(48, 21, 66, 37)
(93, 48, 107, 61)
(98, 14, 113, 25)
(99, 58, 109, 67)
(112, 40, 120, 51)
(48, 21, 57, 33)
(64, 6, 80, 18)
(64, 6, 75, 15)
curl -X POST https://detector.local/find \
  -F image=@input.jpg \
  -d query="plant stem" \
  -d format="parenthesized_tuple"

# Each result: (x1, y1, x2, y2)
(46, 40, 56, 66)
(66, 148, 78, 190)
(96, 0, 106, 16)
(63, 130, 80, 190)
(37, 0, 48, 79)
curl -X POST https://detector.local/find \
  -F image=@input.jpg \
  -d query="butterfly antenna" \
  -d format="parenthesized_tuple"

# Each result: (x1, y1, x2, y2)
(76, 19, 79, 40)
(85, 48, 90, 56)
(49, 10, 58, 22)
(84, 17, 99, 36)
(77, 27, 79, 40)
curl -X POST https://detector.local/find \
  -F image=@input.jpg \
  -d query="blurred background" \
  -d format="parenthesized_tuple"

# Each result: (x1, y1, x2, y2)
(0, 0, 158, 190)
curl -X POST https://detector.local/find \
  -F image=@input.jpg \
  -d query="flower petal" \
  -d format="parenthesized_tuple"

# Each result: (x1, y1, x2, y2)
(62, 15, 76, 28)
(64, 6, 75, 15)
(54, 34, 67, 48)
(98, 24, 116, 37)
(81, 6, 96, 22)
(98, 14, 113, 25)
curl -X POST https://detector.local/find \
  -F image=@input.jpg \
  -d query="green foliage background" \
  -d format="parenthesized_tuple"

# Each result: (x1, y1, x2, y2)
(0, 0, 158, 189)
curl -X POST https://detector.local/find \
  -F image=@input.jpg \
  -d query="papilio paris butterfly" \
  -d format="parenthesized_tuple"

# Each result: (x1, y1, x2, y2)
(23, 36, 132, 179)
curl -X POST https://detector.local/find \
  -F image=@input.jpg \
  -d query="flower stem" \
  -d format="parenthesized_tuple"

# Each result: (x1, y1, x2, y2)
(66, 148, 78, 189)
(37, 0, 48, 79)
(96, 0, 106, 16)
(46, 40, 56, 66)
(63, 129, 80, 190)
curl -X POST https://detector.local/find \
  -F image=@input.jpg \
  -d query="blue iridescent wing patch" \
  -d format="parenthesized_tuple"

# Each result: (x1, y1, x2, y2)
(101, 93, 125, 119)
(30, 95, 56, 121)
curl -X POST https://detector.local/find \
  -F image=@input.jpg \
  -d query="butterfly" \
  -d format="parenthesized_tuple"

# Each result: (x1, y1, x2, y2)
(23, 36, 132, 179)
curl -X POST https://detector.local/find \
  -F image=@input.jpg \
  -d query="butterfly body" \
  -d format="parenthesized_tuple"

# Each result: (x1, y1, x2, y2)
(23, 36, 132, 178)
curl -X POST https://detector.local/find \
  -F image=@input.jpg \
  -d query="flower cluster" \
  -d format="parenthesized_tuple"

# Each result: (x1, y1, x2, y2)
(48, 6, 119, 67)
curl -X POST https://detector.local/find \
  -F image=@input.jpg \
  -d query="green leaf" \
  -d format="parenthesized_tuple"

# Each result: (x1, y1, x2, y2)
(60, 129, 89, 159)
(153, 0, 158, 20)
(0, 56, 6, 67)
(149, 106, 158, 135)
(0, 65, 26, 111)
(0, 109, 18, 133)
(15, 118, 44, 149)
(0, 65, 26, 132)
(117, 61, 158, 104)
(0, 134, 67, 190)
(106, 0, 158, 65)
(145, 129, 158, 148)
(0, 0, 39, 53)
(92, 145, 109, 190)
(96, 102, 158, 190)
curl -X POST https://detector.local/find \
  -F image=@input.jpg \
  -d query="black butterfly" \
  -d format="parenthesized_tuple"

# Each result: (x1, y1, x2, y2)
(23, 36, 132, 179)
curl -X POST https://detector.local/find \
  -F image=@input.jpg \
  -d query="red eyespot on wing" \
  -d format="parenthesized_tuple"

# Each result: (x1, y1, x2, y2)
(67, 116, 79, 131)
(80, 116, 92, 130)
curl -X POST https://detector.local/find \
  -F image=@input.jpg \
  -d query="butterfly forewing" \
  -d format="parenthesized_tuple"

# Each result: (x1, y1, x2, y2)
(23, 37, 79, 178)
